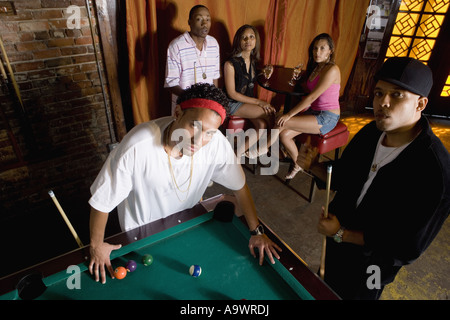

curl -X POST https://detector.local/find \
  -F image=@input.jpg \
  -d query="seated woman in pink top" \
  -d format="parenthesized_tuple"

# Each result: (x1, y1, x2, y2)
(276, 33, 341, 181)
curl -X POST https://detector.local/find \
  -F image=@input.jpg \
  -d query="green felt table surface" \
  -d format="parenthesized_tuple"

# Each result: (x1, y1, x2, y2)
(32, 213, 310, 300)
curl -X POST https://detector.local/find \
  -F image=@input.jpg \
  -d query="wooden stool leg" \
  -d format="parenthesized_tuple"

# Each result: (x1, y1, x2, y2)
(308, 177, 316, 202)
(334, 147, 340, 161)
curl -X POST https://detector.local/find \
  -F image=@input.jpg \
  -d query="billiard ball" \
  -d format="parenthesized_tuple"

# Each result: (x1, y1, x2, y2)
(189, 265, 202, 277)
(114, 266, 127, 280)
(142, 254, 153, 266)
(126, 260, 137, 272)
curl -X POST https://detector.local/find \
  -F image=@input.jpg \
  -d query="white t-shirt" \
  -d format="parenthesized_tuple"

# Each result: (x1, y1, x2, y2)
(89, 117, 245, 231)
(356, 132, 411, 207)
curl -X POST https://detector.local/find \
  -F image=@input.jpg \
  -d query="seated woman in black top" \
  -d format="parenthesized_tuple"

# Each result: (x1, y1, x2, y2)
(224, 24, 276, 158)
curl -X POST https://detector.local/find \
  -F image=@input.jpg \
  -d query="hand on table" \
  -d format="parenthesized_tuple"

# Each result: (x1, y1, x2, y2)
(89, 242, 122, 284)
(249, 234, 282, 265)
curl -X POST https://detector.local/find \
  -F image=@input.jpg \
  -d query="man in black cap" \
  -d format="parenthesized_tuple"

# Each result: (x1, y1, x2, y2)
(317, 57, 450, 299)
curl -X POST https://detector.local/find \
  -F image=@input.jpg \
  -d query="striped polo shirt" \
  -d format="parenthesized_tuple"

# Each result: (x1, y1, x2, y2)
(165, 32, 220, 112)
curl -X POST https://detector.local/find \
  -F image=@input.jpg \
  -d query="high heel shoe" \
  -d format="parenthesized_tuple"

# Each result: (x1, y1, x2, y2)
(244, 145, 269, 159)
(244, 149, 258, 160)
(285, 165, 303, 184)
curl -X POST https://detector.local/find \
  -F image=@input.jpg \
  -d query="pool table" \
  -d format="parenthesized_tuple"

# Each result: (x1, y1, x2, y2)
(0, 195, 339, 300)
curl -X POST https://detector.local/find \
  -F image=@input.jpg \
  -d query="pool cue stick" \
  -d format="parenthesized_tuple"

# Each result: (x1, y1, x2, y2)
(0, 36, 24, 112)
(194, 61, 197, 83)
(0, 53, 7, 80)
(323, 165, 332, 216)
(48, 190, 84, 248)
(1, 36, 38, 151)
(319, 164, 332, 280)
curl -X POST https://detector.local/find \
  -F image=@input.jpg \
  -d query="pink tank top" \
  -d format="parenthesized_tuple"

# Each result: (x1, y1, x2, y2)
(306, 75, 340, 111)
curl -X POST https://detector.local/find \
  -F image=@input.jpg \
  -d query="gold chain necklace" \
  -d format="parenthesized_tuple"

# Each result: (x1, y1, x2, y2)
(194, 44, 207, 81)
(370, 135, 401, 172)
(370, 130, 419, 172)
(165, 124, 194, 201)
(370, 147, 400, 172)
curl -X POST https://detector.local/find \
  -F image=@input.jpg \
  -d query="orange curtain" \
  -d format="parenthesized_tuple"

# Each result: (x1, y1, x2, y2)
(126, 0, 369, 125)
(126, 0, 159, 124)
(258, 0, 288, 101)
(279, 0, 370, 94)
(264, 0, 288, 65)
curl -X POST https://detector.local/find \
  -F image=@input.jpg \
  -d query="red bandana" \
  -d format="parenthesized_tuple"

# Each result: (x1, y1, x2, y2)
(180, 98, 226, 124)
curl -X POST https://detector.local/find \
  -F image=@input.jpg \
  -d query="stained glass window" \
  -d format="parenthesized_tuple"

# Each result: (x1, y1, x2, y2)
(387, 0, 449, 63)
(441, 75, 450, 97)
(387, 0, 449, 96)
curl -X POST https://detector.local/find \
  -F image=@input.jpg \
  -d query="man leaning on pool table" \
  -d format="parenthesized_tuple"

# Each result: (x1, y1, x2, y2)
(88, 83, 281, 284)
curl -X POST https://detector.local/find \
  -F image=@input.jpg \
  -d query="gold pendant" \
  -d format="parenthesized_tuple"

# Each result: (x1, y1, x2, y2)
(371, 164, 377, 172)
(202, 73, 207, 79)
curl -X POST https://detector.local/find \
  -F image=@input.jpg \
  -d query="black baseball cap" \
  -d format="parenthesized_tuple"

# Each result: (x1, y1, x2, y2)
(375, 57, 433, 97)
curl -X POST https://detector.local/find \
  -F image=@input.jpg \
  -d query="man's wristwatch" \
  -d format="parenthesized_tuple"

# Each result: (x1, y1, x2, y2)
(333, 227, 345, 243)
(250, 224, 264, 236)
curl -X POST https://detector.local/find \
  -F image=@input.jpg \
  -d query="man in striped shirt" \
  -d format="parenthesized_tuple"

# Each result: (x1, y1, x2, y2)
(165, 5, 221, 114)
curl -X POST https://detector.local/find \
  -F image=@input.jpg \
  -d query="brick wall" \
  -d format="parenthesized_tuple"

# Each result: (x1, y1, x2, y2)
(0, 0, 116, 221)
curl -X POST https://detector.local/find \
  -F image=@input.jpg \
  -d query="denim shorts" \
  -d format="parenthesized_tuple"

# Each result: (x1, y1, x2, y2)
(228, 100, 244, 115)
(304, 109, 340, 135)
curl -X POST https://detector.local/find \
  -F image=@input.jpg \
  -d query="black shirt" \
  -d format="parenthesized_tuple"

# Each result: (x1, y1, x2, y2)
(325, 116, 450, 299)
(225, 56, 256, 102)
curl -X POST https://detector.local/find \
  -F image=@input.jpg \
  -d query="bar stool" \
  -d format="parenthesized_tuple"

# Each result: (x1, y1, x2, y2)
(294, 121, 349, 202)
(221, 116, 258, 174)
(221, 115, 251, 134)
(296, 121, 349, 161)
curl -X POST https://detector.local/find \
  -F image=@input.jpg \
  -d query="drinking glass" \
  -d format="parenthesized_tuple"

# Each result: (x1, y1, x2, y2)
(262, 64, 274, 86)
(288, 62, 303, 86)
